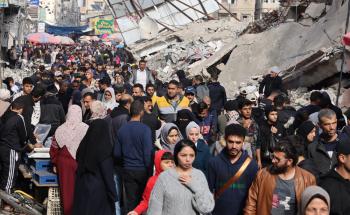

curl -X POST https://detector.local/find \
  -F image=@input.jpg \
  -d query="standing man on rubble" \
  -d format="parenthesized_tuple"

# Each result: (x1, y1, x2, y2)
(259, 66, 285, 98)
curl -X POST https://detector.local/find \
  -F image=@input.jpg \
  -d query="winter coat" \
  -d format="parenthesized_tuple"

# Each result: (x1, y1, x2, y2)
(319, 169, 350, 215)
(208, 81, 227, 113)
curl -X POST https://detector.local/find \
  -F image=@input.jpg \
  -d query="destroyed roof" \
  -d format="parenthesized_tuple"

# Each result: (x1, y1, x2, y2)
(105, 0, 220, 44)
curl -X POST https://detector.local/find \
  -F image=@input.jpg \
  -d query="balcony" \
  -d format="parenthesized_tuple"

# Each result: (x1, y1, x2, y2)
(8, 0, 26, 7)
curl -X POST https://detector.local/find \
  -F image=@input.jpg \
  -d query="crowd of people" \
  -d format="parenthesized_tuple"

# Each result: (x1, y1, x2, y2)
(0, 42, 350, 215)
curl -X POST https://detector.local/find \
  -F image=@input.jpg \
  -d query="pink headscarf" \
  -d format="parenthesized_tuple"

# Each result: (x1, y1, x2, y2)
(54, 105, 89, 159)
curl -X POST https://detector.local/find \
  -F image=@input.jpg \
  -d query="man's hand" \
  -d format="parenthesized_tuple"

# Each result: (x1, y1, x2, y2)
(271, 126, 278, 134)
(34, 143, 43, 148)
(127, 211, 138, 215)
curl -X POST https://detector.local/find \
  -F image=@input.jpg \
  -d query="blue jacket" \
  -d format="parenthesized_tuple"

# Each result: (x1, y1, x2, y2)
(208, 150, 258, 215)
(114, 121, 153, 172)
(192, 139, 211, 177)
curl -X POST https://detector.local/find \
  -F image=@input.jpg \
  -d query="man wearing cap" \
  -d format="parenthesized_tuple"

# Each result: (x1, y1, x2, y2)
(319, 136, 350, 215)
(185, 86, 198, 114)
(259, 66, 284, 98)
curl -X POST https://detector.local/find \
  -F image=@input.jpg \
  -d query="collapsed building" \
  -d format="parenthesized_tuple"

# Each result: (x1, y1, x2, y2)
(127, 0, 350, 109)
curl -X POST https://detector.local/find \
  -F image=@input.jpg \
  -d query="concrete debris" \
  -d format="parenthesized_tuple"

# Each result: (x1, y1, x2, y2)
(132, 17, 248, 82)
(304, 3, 326, 19)
(220, 0, 349, 98)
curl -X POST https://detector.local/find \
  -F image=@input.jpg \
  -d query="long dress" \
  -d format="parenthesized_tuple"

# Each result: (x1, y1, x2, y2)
(50, 139, 77, 215)
(72, 119, 116, 215)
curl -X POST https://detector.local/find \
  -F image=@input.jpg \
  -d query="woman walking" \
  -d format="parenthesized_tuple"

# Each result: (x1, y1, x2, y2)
(147, 139, 214, 215)
(50, 105, 89, 215)
(72, 119, 116, 215)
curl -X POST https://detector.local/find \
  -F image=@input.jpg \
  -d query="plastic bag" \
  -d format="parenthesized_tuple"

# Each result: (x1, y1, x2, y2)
(34, 124, 51, 144)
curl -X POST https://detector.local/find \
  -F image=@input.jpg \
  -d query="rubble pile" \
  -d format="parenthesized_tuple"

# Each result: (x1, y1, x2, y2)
(240, 10, 284, 35)
(131, 18, 248, 82)
(220, 0, 349, 98)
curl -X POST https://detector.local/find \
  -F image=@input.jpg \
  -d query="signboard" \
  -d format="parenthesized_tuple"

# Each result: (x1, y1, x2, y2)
(94, 19, 114, 35)
(37, 22, 45, 33)
(0, 0, 8, 7)
(29, 0, 39, 5)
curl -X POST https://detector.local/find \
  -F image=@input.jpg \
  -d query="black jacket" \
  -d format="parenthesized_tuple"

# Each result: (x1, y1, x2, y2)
(142, 112, 161, 144)
(319, 169, 350, 215)
(307, 136, 339, 176)
(0, 112, 27, 151)
(40, 95, 65, 137)
(11, 95, 36, 144)
(208, 81, 227, 113)
(258, 120, 286, 161)
(259, 75, 284, 97)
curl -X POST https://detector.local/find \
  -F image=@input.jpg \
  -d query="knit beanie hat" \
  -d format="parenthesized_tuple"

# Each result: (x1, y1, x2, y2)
(297, 121, 315, 138)
(224, 100, 238, 111)
(300, 186, 330, 215)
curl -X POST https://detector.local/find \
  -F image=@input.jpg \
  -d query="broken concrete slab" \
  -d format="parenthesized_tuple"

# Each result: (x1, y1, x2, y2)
(220, 0, 350, 98)
(305, 2, 325, 19)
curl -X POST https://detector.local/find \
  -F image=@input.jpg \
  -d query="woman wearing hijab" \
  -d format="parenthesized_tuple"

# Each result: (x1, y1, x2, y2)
(158, 123, 183, 153)
(186, 121, 211, 176)
(300, 186, 330, 215)
(147, 139, 214, 215)
(50, 105, 89, 215)
(89, 100, 107, 122)
(102, 87, 118, 114)
(296, 120, 316, 156)
(72, 119, 117, 215)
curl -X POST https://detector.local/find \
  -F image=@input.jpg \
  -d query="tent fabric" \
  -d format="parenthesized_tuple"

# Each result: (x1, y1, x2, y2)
(45, 23, 92, 36)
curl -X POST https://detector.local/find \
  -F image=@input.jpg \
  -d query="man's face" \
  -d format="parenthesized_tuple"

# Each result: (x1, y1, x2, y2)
(240, 105, 252, 119)
(83, 95, 93, 109)
(146, 87, 155, 97)
(144, 101, 153, 112)
(185, 93, 195, 102)
(270, 72, 278, 78)
(132, 87, 143, 97)
(115, 93, 122, 102)
(97, 65, 103, 72)
(167, 83, 178, 98)
(319, 115, 337, 137)
(85, 63, 90, 69)
(270, 151, 291, 174)
(23, 84, 33, 95)
(198, 109, 208, 119)
(339, 154, 350, 174)
(139, 62, 146, 70)
(225, 135, 244, 157)
(268, 111, 278, 123)
(72, 82, 80, 90)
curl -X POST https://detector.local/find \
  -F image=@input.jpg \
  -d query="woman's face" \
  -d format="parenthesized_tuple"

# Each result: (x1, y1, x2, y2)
(187, 127, 200, 143)
(307, 128, 317, 143)
(305, 197, 329, 215)
(104, 90, 112, 101)
(167, 128, 180, 145)
(177, 146, 195, 169)
(115, 75, 123, 84)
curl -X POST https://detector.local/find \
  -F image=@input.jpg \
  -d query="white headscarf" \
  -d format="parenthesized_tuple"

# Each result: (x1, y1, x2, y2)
(101, 87, 118, 111)
(54, 105, 89, 159)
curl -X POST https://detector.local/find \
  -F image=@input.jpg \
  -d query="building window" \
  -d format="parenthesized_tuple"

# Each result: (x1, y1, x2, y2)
(242, 15, 249, 21)
(231, 0, 235, 4)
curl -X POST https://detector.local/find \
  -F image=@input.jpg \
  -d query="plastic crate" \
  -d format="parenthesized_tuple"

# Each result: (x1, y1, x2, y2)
(31, 159, 52, 171)
(33, 171, 58, 185)
(47, 187, 63, 215)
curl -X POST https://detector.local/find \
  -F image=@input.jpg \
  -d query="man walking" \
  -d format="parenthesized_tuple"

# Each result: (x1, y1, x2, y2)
(208, 124, 258, 215)
(319, 138, 350, 214)
(244, 140, 316, 215)
(114, 100, 153, 214)
(308, 109, 339, 176)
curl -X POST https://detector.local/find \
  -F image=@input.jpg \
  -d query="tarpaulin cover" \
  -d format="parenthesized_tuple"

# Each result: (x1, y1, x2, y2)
(45, 23, 91, 36)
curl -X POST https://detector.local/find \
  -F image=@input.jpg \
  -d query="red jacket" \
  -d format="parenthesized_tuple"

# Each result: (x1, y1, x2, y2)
(134, 150, 168, 214)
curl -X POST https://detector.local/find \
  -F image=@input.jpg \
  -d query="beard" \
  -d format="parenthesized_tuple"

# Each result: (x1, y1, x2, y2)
(269, 163, 288, 175)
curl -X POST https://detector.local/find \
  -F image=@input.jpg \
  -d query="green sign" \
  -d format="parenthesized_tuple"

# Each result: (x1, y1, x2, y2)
(95, 19, 114, 35)
(0, 0, 8, 8)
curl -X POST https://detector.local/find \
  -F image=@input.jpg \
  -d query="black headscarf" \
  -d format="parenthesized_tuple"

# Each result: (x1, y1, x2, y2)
(76, 119, 112, 175)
